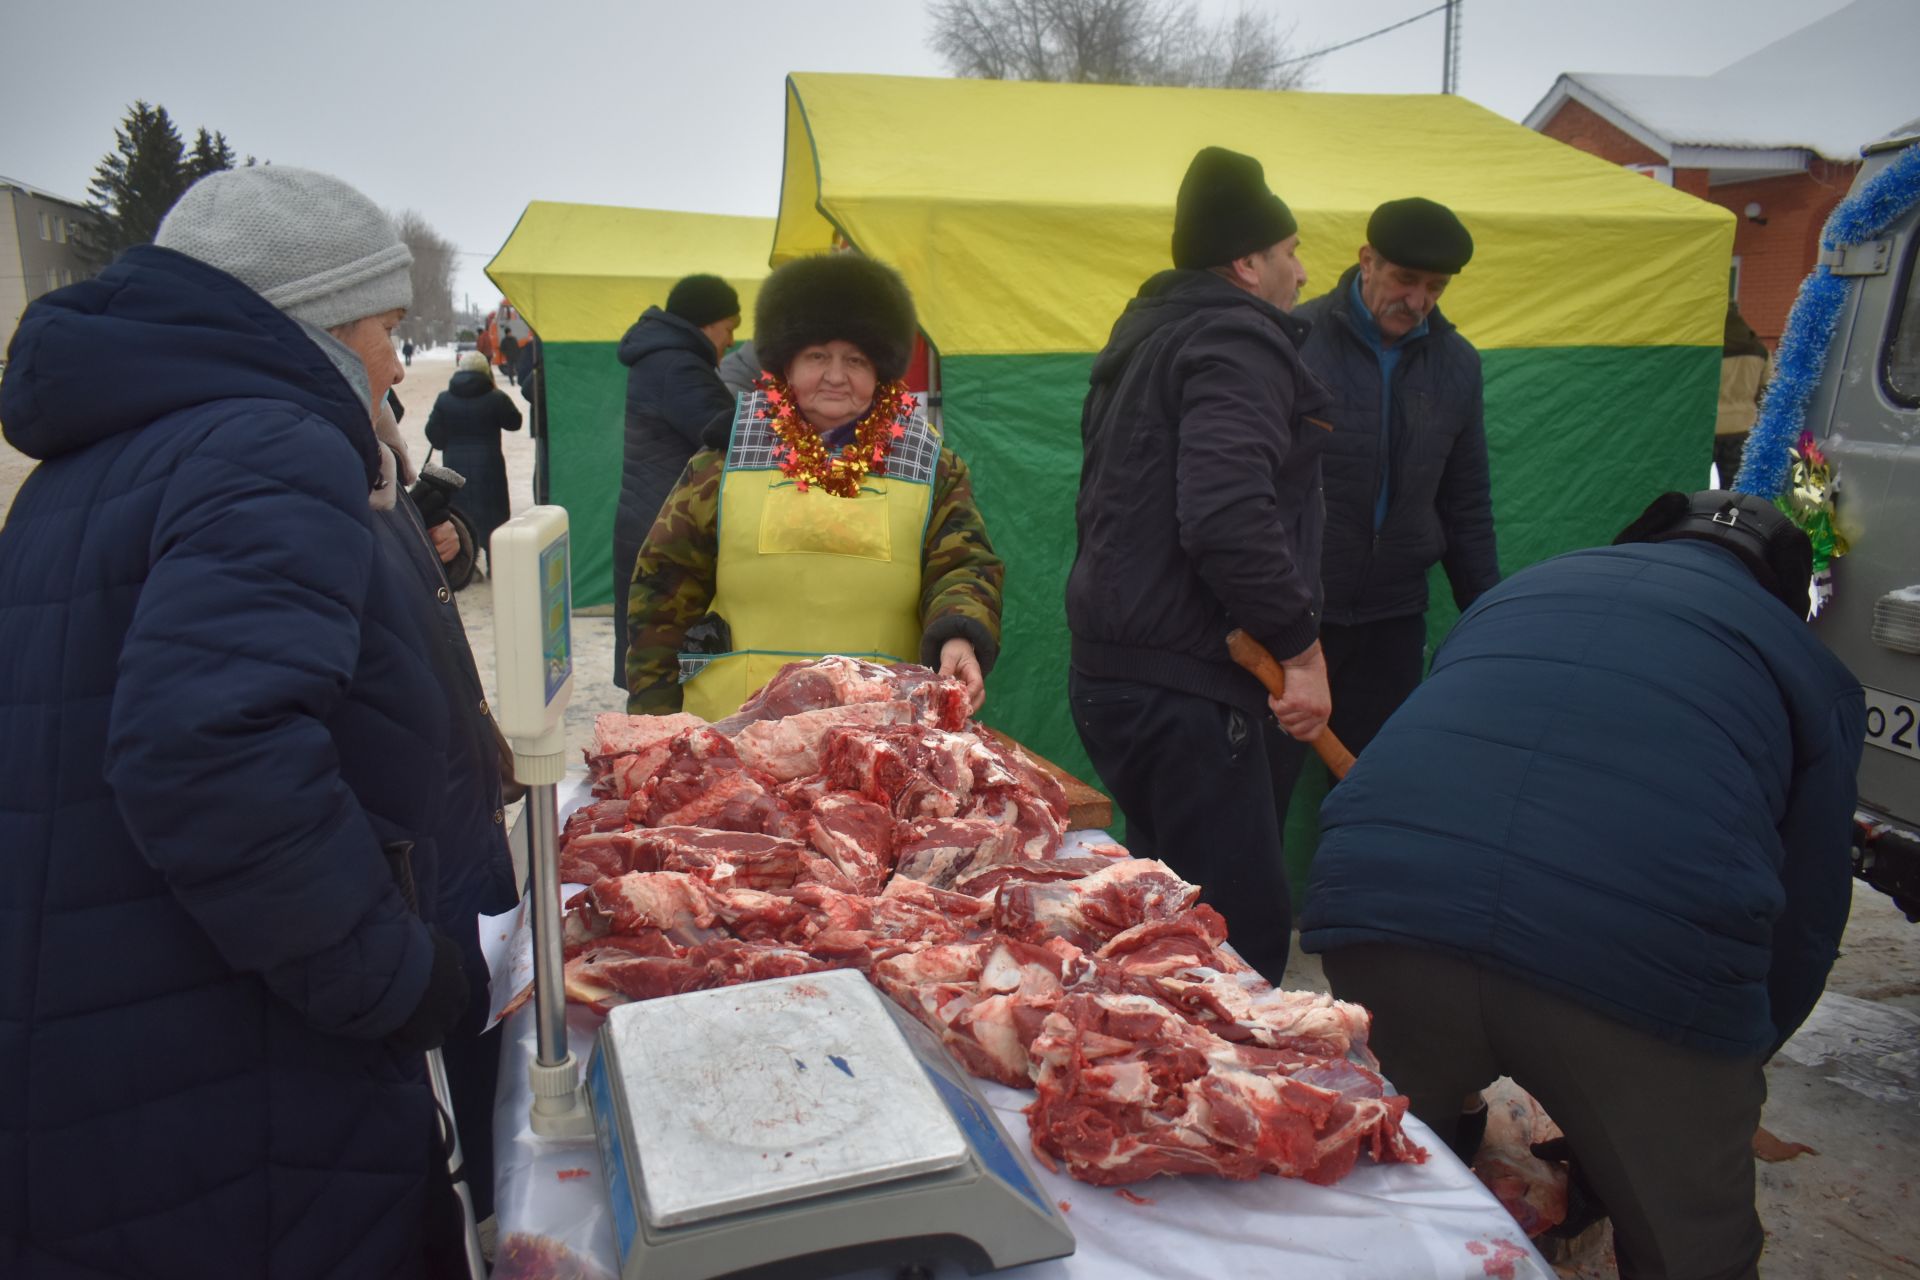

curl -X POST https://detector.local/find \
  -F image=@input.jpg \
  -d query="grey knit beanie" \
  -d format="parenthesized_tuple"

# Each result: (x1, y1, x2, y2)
(156, 166, 413, 329)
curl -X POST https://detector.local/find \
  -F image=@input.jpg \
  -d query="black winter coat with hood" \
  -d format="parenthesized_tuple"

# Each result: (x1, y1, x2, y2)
(1068, 269, 1332, 714)
(1294, 266, 1498, 625)
(615, 307, 735, 548)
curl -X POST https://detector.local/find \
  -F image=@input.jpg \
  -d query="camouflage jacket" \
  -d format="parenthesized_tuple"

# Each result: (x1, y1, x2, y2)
(625, 445, 1005, 712)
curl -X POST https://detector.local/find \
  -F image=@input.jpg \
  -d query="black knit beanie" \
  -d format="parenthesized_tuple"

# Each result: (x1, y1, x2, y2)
(665, 274, 741, 328)
(1367, 198, 1474, 275)
(1171, 146, 1298, 270)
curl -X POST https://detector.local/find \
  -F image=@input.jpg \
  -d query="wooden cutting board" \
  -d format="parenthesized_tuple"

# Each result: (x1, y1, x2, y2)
(981, 727, 1113, 833)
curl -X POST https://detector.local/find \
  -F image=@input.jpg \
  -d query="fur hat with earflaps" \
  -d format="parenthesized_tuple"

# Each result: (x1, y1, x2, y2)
(755, 253, 918, 385)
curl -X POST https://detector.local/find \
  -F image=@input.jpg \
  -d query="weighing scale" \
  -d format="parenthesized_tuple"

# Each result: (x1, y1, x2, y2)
(587, 968, 1075, 1279)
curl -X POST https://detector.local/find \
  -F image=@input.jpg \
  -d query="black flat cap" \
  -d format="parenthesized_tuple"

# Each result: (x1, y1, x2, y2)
(1367, 197, 1474, 275)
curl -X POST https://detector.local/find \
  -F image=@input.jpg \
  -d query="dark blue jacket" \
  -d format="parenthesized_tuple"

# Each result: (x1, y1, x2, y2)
(615, 307, 734, 549)
(1301, 541, 1864, 1059)
(1294, 267, 1499, 625)
(372, 492, 518, 1218)
(424, 368, 521, 544)
(1067, 270, 1332, 714)
(1, 246, 450, 1278)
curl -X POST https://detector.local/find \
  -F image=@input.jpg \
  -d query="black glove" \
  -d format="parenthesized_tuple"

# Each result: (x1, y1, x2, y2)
(388, 930, 472, 1053)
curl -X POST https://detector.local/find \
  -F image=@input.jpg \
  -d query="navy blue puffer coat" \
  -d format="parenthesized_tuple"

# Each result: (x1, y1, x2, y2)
(0, 247, 451, 1278)
(1301, 541, 1864, 1059)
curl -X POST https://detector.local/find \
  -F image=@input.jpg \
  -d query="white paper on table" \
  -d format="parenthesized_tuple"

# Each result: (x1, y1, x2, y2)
(486, 771, 600, 1030)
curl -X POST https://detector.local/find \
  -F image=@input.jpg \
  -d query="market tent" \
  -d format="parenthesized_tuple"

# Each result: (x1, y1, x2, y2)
(773, 72, 1734, 880)
(487, 202, 775, 608)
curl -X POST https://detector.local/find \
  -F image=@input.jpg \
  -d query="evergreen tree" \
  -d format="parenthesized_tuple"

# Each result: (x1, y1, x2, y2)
(187, 128, 237, 179)
(76, 101, 191, 266)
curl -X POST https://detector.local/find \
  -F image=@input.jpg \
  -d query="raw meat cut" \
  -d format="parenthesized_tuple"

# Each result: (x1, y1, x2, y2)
(824, 724, 978, 819)
(638, 727, 789, 833)
(966, 734, 1072, 857)
(1471, 1079, 1569, 1238)
(731, 701, 916, 780)
(585, 712, 705, 798)
(712, 656, 970, 734)
(567, 937, 831, 1010)
(951, 852, 1128, 898)
(994, 859, 1201, 950)
(892, 817, 1019, 890)
(558, 826, 810, 891)
(1023, 992, 1421, 1187)
(805, 793, 900, 893)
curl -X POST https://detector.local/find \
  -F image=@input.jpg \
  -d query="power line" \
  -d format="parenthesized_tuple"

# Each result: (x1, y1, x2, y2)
(1273, 3, 1450, 68)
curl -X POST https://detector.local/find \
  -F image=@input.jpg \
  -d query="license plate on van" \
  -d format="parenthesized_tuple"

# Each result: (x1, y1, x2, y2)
(1864, 686, 1920, 761)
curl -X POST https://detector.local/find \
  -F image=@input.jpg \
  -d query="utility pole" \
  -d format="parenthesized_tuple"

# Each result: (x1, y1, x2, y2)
(1441, 0, 1462, 95)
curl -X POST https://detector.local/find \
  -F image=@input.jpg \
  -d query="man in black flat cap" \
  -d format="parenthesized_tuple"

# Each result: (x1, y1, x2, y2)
(1288, 197, 1499, 772)
(1066, 145, 1332, 982)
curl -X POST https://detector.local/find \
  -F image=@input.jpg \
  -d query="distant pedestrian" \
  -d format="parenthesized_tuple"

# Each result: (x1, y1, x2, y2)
(1716, 299, 1769, 486)
(426, 350, 523, 555)
(498, 331, 521, 386)
(402, 338, 415, 366)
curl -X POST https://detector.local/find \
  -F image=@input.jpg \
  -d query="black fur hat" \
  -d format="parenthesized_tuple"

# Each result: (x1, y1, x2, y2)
(755, 253, 918, 385)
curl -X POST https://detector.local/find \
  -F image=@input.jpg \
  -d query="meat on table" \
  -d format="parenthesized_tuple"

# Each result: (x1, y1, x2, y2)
(537, 656, 1427, 1190)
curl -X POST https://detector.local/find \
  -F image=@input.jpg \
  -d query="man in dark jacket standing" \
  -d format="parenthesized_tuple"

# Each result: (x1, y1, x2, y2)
(0, 167, 472, 1278)
(1301, 491, 1863, 1280)
(1067, 145, 1332, 982)
(613, 273, 741, 687)
(1291, 198, 1497, 760)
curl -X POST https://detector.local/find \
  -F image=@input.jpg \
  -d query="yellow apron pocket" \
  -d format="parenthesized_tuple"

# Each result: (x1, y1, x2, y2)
(757, 482, 893, 561)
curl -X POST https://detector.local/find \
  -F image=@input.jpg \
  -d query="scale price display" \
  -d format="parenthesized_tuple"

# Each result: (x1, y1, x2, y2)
(540, 534, 571, 704)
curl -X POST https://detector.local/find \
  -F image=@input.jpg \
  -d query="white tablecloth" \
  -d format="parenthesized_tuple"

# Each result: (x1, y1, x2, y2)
(490, 779, 1552, 1279)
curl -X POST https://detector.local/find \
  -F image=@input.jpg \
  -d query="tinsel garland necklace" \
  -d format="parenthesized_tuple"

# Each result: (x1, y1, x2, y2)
(754, 373, 915, 497)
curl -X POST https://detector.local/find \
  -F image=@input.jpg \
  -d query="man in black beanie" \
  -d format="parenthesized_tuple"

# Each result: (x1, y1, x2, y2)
(612, 273, 742, 686)
(1287, 196, 1498, 778)
(1066, 145, 1331, 982)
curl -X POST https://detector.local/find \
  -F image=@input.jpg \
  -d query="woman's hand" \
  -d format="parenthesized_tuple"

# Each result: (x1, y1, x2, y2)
(937, 636, 986, 713)
(429, 521, 461, 564)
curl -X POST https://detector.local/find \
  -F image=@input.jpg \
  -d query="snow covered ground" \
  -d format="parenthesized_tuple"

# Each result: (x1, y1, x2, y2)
(3, 345, 1917, 1279)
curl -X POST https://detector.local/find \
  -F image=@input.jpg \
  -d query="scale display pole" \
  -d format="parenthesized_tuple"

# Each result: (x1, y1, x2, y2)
(491, 507, 593, 1137)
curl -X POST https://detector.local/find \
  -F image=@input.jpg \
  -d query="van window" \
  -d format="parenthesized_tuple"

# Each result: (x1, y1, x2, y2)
(1888, 240, 1920, 406)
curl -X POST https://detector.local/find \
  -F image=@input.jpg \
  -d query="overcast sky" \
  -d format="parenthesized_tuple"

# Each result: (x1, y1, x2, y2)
(3, 0, 1849, 310)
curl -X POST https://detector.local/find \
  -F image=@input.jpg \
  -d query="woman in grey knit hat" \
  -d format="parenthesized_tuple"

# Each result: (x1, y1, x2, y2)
(0, 165, 484, 1278)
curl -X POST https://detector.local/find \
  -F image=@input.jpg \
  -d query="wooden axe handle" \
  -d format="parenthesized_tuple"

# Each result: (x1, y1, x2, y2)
(1225, 629, 1357, 780)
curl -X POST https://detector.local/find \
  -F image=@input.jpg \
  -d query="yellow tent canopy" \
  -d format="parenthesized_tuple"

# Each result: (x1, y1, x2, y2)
(486, 202, 776, 609)
(774, 72, 1731, 355)
(489, 202, 774, 343)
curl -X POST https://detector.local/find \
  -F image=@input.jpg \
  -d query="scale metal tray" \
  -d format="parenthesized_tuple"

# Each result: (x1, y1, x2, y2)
(604, 968, 971, 1229)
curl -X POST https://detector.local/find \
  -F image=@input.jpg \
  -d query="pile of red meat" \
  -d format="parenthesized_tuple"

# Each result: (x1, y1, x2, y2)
(549, 656, 1424, 1188)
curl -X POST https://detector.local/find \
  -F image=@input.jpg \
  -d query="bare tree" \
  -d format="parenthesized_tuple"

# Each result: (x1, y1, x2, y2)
(927, 0, 1314, 90)
(391, 210, 457, 345)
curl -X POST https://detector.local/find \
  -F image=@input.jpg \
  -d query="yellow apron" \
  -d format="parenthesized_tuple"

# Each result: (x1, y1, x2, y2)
(681, 393, 938, 721)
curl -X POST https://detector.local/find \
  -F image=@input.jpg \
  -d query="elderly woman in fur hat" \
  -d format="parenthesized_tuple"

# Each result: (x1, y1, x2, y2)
(625, 253, 1004, 719)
